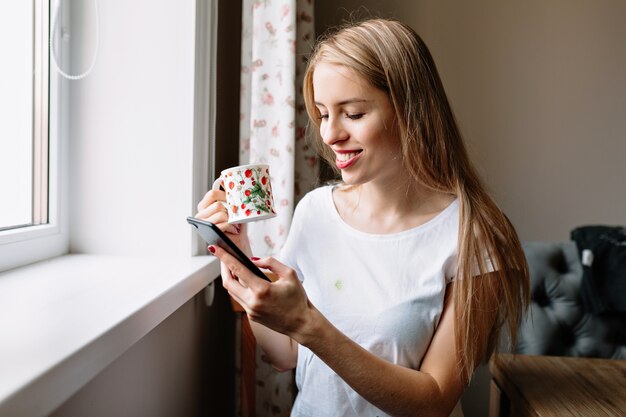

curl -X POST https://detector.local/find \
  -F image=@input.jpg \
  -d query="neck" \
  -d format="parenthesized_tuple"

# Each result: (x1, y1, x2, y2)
(335, 179, 454, 234)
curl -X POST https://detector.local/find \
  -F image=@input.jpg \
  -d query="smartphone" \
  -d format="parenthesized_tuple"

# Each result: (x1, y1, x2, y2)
(187, 216, 271, 282)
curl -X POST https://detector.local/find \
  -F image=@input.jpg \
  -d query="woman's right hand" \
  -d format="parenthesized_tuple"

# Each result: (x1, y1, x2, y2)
(195, 186, 252, 255)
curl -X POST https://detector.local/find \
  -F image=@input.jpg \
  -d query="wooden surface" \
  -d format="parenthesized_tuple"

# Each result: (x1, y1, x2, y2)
(240, 315, 256, 417)
(231, 271, 278, 417)
(490, 354, 626, 416)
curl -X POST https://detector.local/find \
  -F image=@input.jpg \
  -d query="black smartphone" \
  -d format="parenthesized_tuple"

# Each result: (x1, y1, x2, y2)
(187, 216, 271, 282)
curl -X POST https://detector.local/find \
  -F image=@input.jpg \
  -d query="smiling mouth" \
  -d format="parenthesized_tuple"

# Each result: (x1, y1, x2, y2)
(336, 150, 362, 162)
(335, 150, 363, 169)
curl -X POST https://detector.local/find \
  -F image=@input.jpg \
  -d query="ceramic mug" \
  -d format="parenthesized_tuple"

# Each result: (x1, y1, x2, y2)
(212, 163, 277, 224)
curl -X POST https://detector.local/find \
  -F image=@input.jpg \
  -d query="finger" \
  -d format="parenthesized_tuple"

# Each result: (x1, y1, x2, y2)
(251, 257, 297, 281)
(220, 260, 240, 285)
(218, 222, 240, 236)
(196, 200, 227, 220)
(196, 205, 240, 235)
(211, 245, 268, 291)
(196, 189, 226, 212)
(220, 261, 249, 293)
(220, 266, 253, 312)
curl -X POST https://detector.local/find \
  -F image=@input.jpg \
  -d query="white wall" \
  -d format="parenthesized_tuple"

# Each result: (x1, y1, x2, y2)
(50, 290, 237, 417)
(66, 0, 198, 256)
(44, 3, 236, 415)
(316, 0, 626, 242)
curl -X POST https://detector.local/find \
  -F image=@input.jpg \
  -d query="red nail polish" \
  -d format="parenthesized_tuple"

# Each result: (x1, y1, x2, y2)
(250, 256, 260, 261)
(208, 245, 216, 254)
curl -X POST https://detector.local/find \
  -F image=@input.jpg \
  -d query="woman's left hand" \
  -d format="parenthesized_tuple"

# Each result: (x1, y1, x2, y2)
(210, 244, 314, 339)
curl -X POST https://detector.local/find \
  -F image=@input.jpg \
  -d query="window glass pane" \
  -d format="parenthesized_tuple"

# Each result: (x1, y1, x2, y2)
(0, 3, 35, 229)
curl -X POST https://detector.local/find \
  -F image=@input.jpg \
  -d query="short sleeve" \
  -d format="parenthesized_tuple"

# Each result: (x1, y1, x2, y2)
(444, 250, 496, 284)
(444, 253, 457, 284)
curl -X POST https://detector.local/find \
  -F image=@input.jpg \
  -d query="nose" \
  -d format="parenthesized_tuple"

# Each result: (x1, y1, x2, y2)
(320, 116, 348, 146)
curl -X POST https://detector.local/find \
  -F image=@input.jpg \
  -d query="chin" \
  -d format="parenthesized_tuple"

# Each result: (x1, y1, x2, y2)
(341, 167, 398, 188)
(340, 172, 366, 186)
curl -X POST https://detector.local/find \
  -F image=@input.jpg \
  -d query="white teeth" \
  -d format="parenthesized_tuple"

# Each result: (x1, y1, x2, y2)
(337, 152, 360, 162)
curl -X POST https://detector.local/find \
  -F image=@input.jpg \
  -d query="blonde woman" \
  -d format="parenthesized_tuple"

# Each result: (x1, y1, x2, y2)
(197, 18, 529, 417)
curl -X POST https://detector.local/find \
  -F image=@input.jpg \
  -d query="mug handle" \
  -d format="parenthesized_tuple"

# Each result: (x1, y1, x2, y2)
(212, 177, 230, 211)
(212, 177, 224, 191)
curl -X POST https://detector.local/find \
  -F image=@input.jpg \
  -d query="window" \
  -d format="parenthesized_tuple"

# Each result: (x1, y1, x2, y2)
(0, 0, 67, 272)
(0, 1, 48, 230)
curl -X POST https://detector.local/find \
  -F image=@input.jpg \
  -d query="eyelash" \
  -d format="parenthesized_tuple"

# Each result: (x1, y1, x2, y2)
(317, 113, 364, 121)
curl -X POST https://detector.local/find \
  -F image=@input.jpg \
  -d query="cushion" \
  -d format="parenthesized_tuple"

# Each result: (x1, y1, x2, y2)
(516, 242, 626, 359)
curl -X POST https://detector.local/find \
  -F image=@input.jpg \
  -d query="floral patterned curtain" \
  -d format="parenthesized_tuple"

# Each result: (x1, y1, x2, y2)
(240, 0, 318, 257)
(238, 0, 317, 415)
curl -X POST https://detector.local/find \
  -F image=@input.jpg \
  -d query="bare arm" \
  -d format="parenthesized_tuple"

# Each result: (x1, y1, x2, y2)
(248, 321, 298, 371)
(213, 240, 298, 371)
(213, 246, 469, 417)
(296, 282, 464, 417)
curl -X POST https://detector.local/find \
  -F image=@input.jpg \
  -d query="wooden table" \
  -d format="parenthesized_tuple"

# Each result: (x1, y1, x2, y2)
(489, 354, 626, 417)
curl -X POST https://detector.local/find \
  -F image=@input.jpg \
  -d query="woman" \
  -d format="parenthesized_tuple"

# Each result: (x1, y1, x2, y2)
(196, 18, 529, 417)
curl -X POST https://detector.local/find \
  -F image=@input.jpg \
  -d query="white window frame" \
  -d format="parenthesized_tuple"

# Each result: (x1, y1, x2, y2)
(192, 0, 218, 256)
(0, 0, 69, 272)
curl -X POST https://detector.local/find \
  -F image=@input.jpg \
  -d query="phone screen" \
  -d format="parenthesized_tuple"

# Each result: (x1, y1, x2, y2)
(187, 217, 271, 282)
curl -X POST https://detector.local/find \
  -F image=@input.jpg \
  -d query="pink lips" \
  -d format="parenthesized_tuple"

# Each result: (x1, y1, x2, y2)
(335, 150, 362, 169)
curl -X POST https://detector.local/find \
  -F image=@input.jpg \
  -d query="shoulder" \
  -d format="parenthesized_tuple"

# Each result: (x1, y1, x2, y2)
(295, 184, 333, 212)
(289, 185, 334, 227)
(431, 197, 460, 238)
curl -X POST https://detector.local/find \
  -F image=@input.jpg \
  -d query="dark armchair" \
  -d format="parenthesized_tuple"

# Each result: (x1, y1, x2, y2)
(516, 241, 626, 359)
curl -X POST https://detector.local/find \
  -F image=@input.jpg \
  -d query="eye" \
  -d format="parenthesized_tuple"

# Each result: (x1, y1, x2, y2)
(317, 113, 329, 121)
(346, 113, 364, 120)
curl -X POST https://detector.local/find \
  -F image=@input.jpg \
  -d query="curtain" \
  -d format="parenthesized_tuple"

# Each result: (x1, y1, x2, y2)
(238, 0, 317, 415)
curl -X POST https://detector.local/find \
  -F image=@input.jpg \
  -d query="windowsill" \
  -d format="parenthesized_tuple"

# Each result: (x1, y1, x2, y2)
(0, 254, 220, 417)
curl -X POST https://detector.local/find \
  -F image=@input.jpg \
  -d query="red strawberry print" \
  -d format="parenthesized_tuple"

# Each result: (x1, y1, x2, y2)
(241, 203, 246, 209)
(240, 180, 245, 185)
(232, 205, 238, 213)
(245, 169, 252, 178)
(252, 181, 256, 186)
(229, 182, 235, 190)
(257, 211, 261, 215)
(245, 190, 251, 197)
(245, 209, 251, 216)
(265, 22, 276, 36)
(261, 92, 274, 105)
(261, 176, 267, 185)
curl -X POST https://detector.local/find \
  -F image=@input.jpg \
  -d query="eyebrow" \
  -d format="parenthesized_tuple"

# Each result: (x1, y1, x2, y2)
(314, 98, 370, 107)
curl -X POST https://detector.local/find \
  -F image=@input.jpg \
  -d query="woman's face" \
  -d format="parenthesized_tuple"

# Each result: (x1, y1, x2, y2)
(312, 62, 402, 187)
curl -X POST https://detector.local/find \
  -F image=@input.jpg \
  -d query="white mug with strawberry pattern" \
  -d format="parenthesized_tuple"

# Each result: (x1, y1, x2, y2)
(212, 163, 277, 224)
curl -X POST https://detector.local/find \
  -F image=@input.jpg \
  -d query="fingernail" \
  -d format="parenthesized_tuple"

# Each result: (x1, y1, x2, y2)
(208, 245, 216, 254)
(250, 257, 260, 261)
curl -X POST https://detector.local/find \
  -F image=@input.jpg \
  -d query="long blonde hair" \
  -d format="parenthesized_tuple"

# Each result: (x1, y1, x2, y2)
(303, 18, 530, 382)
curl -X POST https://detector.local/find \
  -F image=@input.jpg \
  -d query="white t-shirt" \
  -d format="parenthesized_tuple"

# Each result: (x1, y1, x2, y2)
(280, 185, 461, 417)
